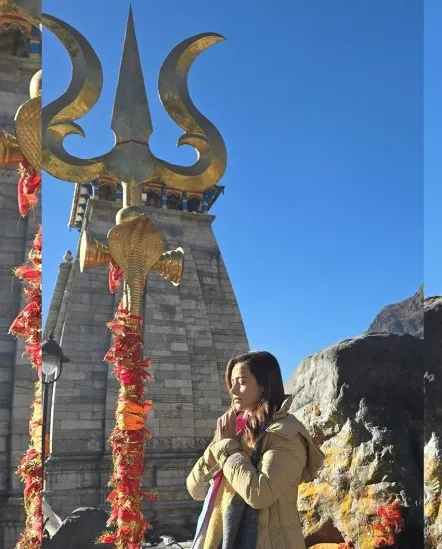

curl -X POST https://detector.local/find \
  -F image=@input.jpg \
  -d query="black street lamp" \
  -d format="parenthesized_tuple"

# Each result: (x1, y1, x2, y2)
(41, 333, 70, 487)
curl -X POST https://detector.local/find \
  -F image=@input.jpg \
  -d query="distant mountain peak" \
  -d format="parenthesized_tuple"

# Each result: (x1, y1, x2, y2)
(366, 285, 423, 338)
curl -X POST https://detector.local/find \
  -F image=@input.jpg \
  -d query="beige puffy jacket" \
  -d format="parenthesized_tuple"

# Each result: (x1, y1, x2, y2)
(187, 395, 325, 549)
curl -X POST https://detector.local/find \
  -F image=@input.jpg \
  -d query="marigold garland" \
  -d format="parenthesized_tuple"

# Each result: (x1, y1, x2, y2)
(98, 301, 157, 549)
(9, 225, 42, 549)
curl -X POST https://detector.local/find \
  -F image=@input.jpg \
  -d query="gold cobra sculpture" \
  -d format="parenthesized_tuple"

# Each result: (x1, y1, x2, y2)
(0, 69, 41, 171)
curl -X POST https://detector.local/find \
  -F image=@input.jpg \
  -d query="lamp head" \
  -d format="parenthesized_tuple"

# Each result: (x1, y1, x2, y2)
(41, 332, 70, 381)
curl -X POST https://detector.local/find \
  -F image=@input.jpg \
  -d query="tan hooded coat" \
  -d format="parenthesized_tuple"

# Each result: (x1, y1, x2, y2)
(187, 395, 325, 549)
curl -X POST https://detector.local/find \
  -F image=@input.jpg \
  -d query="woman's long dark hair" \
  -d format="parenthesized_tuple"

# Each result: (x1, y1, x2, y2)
(225, 351, 285, 445)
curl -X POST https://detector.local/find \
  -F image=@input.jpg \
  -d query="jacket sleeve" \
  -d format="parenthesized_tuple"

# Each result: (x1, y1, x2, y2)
(210, 433, 307, 510)
(186, 443, 218, 501)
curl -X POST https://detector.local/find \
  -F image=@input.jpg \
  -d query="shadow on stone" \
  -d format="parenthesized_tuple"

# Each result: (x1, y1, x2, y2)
(304, 518, 345, 547)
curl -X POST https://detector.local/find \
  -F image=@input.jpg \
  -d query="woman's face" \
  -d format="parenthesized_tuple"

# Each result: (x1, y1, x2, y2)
(229, 362, 263, 413)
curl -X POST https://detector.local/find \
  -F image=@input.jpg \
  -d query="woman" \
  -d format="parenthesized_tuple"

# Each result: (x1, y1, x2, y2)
(187, 351, 325, 549)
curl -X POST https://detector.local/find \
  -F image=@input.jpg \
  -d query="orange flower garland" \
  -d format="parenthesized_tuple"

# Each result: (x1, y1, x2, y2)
(98, 302, 157, 549)
(9, 226, 42, 549)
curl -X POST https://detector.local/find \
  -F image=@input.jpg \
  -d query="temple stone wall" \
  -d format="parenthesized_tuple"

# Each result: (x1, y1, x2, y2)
(45, 198, 249, 537)
(0, 51, 40, 549)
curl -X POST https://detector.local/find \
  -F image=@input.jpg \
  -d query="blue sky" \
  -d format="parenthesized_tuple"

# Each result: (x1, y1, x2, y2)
(424, 0, 441, 297)
(42, 0, 424, 383)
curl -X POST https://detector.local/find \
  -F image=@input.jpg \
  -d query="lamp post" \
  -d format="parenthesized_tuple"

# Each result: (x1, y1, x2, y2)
(41, 333, 70, 487)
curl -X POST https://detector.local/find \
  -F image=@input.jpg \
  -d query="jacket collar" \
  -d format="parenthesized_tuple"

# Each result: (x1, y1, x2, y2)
(267, 394, 326, 483)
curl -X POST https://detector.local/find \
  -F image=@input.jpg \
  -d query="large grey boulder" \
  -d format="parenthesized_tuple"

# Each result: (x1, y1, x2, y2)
(286, 332, 422, 548)
(424, 296, 442, 444)
(45, 507, 114, 549)
(43, 507, 194, 549)
(424, 296, 442, 548)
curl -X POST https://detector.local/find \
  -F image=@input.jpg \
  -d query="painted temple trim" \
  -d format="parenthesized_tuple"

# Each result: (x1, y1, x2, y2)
(0, 14, 41, 57)
(68, 176, 225, 230)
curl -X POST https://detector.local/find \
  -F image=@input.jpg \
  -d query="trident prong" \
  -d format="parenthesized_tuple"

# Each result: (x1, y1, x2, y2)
(111, 6, 153, 145)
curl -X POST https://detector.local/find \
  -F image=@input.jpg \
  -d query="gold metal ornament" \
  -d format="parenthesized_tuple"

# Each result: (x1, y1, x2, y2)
(107, 216, 165, 318)
(79, 232, 184, 287)
(0, 131, 24, 166)
(29, 68, 42, 99)
(79, 232, 111, 271)
(15, 93, 41, 172)
(152, 248, 184, 286)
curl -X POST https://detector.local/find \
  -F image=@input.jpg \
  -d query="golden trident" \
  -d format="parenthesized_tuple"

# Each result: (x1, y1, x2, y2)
(39, 6, 227, 319)
(1, 0, 226, 318)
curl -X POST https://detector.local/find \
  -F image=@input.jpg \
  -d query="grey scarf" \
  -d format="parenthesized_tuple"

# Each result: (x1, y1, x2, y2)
(219, 430, 266, 549)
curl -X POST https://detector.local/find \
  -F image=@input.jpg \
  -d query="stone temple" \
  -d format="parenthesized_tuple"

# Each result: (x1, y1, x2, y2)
(44, 176, 249, 537)
(0, 14, 41, 549)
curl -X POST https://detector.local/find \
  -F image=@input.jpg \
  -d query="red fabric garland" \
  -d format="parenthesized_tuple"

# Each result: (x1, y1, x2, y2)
(98, 303, 157, 549)
(17, 159, 41, 217)
(9, 225, 42, 549)
(109, 261, 124, 294)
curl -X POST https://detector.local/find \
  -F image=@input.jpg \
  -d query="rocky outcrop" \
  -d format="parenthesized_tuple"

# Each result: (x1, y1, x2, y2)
(44, 507, 114, 549)
(366, 285, 423, 338)
(286, 332, 423, 549)
(42, 507, 195, 548)
(424, 296, 442, 548)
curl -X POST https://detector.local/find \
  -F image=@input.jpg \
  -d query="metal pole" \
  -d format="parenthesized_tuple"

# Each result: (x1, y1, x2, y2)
(41, 381, 49, 491)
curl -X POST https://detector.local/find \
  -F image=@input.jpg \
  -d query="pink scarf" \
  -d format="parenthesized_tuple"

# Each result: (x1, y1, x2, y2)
(212, 413, 247, 487)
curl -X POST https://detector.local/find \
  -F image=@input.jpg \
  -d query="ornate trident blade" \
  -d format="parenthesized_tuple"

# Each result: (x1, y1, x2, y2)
(41, 7, 227, 194)
(41, 12, 105, 182)
(107, 6, 156, 195)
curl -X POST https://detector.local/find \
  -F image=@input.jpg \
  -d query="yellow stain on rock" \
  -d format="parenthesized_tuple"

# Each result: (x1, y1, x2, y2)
(297, 404, 407, 548)
(424, 454, 442, 524)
